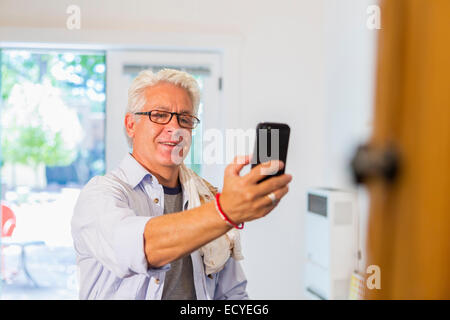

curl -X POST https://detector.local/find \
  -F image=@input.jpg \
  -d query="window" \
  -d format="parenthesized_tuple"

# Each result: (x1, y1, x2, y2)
(0, 48, 106, 299)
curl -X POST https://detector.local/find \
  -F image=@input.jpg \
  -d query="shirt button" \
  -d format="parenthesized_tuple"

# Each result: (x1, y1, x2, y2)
(155, 278, 160, 284)
(153, 198, 159, 204)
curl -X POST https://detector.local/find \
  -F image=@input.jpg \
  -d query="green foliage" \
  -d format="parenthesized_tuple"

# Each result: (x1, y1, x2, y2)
(1, 124, 75, 167)
(1, 50, 106, 112)
(0, 49, 106, 169)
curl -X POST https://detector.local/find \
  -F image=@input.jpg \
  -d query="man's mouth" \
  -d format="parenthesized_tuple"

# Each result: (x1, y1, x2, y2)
(159, 141, 180, 146)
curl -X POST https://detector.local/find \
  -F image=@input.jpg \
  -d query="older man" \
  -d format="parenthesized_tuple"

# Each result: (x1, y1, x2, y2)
(71, 69, 292, 300)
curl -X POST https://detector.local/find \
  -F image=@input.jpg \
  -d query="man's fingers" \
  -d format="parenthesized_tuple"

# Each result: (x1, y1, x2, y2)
(245, 160, 284, 184)
(225, 155, 252, 176)
(254, 185, 289, 213)
(253, 173, 292, 198)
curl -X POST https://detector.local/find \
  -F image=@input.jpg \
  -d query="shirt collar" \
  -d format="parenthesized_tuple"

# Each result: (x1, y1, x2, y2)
(119, 153, 154, 189)
(119, 153, 190, 209)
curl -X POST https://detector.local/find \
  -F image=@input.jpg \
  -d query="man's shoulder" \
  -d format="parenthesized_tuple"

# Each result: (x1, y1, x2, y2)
(73, 168, 135, 220)
(80, 168, 131, 195)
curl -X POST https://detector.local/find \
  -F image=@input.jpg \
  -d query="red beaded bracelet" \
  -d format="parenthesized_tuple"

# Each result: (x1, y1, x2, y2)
(215, 192, 244, 229)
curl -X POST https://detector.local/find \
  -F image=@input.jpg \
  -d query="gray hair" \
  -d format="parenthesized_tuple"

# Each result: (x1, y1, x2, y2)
(125, 68, 201, 147)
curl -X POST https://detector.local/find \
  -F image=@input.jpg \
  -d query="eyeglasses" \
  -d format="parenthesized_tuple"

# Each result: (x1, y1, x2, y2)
(134, 110, 200, 129)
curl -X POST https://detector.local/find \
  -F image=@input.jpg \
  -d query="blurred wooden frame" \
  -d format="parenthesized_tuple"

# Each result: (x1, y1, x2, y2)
(365, 0, 450, 299)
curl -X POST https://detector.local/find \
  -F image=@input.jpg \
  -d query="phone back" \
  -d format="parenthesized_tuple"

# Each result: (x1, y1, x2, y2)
(251, 122, 290, 181)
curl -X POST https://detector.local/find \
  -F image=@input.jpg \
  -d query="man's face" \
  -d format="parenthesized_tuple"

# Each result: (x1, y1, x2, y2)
(128, 82, 194, 169)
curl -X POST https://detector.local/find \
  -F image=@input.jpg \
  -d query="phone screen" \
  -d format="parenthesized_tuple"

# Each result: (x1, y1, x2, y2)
(251, 122, 290, 183)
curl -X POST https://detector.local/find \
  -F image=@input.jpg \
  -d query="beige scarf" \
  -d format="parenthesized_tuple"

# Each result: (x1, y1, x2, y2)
(178, 163, 244, 275)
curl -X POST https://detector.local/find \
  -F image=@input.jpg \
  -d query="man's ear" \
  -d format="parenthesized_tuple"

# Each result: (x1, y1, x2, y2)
(124, 113, 136, 140)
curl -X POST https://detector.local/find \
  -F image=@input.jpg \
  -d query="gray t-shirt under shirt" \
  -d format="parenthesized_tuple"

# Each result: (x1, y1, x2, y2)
(160, 183, 197, 300)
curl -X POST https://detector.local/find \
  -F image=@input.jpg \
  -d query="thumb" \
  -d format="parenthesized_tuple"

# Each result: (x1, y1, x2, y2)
(226, 155, 252, 177)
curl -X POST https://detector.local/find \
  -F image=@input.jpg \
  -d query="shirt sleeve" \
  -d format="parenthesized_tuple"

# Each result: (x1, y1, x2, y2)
(71, 176, 170, 279)
(214, 257, 250, 300)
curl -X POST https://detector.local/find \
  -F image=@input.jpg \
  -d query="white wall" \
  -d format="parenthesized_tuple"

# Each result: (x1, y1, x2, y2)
(322, 0, 378, 273)
(0, 0, 377, 299)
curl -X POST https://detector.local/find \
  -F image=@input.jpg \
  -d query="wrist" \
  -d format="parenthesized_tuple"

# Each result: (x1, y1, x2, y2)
(215, 193, 244, 229)
(217, 192, 237, 222)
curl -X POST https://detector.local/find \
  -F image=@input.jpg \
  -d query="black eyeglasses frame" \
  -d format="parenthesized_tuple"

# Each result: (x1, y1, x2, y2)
(134, 110, 200, 129)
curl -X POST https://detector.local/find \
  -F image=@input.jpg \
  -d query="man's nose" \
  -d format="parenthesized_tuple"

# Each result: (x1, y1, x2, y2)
(165, 114, 181, 130)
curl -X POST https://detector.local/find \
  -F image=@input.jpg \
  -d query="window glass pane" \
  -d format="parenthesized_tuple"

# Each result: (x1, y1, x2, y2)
(0, 49, 106, 299)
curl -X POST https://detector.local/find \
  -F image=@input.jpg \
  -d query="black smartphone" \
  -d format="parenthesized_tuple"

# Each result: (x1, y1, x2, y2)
(251, 122, 290, 183)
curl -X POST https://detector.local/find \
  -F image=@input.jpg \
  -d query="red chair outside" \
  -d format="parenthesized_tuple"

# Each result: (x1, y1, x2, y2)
(1, 203, 45, 286)
(1, 204, 16, 238)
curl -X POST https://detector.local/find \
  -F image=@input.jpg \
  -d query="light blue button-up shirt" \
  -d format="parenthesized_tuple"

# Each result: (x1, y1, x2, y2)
(71, 153, 249, 300)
